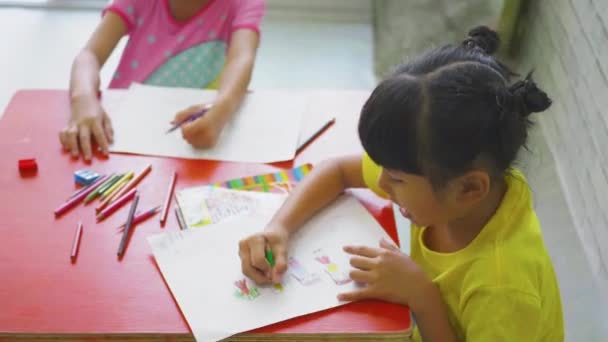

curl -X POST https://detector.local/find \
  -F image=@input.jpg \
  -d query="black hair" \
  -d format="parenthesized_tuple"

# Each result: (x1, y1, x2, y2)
(359, 26, 552, 189)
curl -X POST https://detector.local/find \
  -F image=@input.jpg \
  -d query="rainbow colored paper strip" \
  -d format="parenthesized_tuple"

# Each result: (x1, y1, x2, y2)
(213, 164, 313, 194)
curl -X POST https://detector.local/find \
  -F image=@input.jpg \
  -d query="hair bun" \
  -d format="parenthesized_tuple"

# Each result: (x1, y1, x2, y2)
(462, 26, 500, 55)
(509, 71, 552, 116)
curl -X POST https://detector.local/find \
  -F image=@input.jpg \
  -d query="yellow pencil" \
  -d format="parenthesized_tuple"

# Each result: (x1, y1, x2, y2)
(100, 172, 134, 200)
(96, 164, 152, 213)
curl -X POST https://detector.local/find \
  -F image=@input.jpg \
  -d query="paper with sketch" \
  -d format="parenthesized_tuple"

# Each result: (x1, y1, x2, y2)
(108, 83, 307, 163)
(148, 194, 394, 342)
(175, 186, 287, 229)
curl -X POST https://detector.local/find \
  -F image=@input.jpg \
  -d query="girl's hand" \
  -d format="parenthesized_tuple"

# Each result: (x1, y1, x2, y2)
(172, 101, 230, 149)
(59, 95, 113, 161)
(339, 238, 433, 307)
(238, 225, 289, 285)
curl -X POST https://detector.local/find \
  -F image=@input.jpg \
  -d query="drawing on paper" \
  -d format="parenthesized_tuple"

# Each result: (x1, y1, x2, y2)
(176, 187, 261, 228)
(288, 257, 320, 285)
(313, 249, 352, 285)
(234, 278, 261, 300)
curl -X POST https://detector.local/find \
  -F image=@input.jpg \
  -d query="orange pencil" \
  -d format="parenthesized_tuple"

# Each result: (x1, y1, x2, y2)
(96, 164, 152, 213)
(160, 171, 177, 226)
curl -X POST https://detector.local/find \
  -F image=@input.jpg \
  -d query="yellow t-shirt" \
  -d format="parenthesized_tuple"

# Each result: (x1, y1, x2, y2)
(362, 154, 564, 341)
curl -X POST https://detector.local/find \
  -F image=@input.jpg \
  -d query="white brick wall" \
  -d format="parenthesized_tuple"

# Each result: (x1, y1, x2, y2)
(515, 0, 608, 293)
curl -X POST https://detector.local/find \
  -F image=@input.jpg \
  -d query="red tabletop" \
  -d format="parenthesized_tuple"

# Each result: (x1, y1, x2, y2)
(0, 90, 410, 339)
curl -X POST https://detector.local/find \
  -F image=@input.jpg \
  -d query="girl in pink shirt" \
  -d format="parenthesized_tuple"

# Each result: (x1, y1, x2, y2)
(59, 0, 266, 161)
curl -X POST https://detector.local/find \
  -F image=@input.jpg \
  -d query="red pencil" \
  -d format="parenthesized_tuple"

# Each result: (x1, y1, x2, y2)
(96, 187, 137, 221)
(160, 172, 177, 226)
(70, 221, 83, 262)
(54, 174, 110, 217)
(295, 117, 336, 155)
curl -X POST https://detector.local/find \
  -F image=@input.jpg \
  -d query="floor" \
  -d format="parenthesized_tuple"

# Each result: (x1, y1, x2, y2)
(0, 6, 605, 341)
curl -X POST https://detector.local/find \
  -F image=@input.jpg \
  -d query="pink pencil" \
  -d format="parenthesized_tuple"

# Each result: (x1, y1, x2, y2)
(160, 172, 177, 226)
(70, 221, 83, 262)
(54, 174, 110, 217)
(116, 206, 161, 230)
(96, 187, 137, 221)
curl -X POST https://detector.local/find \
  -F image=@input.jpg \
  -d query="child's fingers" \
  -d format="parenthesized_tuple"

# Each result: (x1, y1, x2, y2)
(66, 129, 80, 158)
(249, 235, 271, 273)
(349, 269, 374, 284)
(58, 130, 70, 151)
(79, 127, 93, 161)
(349, 256, 375, 271)
(103, 114, 114, 144)
(379, 238, 399, 252)
(172, 106, 198, 124)
(269, 242, 288, 283)
(337, 287, 372, 302)
(343, 245, 381, 258)
(239, 248, 271, 285)
(91, 122, 109, 155)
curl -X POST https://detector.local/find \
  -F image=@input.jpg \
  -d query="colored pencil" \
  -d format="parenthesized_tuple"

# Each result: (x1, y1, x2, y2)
(96, 187, 137, 221)
(100, 172, 133, 200)
(296, 117, 336, 155)
(117, 206, 161, 230)
(70, 221, 83, 262)
(84, 173, 119, 204)
(166, 106, 212, 134)
(160, 172, 177, 226)
(117, 191, 139, 258)
(54, 175, 109, 217)
(175, 208, 186, 230)
(97, 164, 152, 213)
(67, 174, 105, 200)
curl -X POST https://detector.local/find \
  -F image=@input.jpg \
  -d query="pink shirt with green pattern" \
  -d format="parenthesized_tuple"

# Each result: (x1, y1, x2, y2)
(104, 0, 265, 89)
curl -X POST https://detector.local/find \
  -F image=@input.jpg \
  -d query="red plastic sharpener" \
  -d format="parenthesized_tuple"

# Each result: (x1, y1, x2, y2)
(18, 158, 38, 172)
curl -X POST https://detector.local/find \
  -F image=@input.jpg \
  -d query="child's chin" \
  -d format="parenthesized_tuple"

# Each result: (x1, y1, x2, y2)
(399, 206, 413, 219)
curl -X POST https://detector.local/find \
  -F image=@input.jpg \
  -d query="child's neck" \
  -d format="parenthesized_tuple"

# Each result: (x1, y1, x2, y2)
(429, 179, 507, 253)
(168, 0, 211, 22)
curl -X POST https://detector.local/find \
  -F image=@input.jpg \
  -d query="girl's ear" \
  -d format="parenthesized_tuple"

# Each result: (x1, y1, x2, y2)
(455, 170, 490, 205)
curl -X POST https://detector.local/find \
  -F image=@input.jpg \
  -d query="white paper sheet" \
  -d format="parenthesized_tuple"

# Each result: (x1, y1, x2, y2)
(108, 84, 307, 163)
(148, 194, 394, 342)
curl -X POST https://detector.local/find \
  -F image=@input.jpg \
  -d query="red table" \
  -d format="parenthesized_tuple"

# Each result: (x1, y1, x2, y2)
(0, 90, 411, 341)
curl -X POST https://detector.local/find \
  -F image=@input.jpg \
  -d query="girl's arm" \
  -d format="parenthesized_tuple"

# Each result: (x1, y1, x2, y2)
(213, 29, 260, 121)
(177, 29, 261, 148)
(70, 12, 126, 101)
(60, 12, 126, 160)
(271, 155, 366, 235)
(239, 155, 366, 284)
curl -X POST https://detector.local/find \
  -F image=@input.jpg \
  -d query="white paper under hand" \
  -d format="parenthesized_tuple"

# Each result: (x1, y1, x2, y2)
(109, 84, 307, 163)
(148, 195, 394, 342)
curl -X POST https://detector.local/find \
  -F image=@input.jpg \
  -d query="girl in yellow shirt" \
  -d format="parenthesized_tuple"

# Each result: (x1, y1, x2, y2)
(238, 26, 564, 341)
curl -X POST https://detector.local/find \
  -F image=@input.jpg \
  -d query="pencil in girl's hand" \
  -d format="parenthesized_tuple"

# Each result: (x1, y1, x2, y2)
(166, 105, 212, 134)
